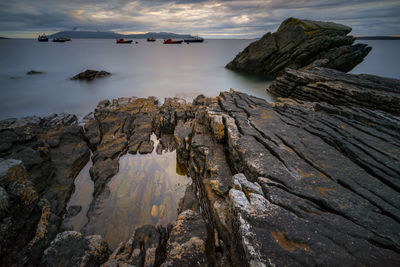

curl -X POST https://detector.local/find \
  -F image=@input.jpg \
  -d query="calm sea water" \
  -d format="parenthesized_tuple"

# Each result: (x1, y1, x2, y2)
(0, 39, 398, 120)
(0, 38, 272, 120)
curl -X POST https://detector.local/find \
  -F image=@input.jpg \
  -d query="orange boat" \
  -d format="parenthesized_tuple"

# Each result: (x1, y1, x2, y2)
(116, 38, 133, 44)
(163, 39, 183, 44)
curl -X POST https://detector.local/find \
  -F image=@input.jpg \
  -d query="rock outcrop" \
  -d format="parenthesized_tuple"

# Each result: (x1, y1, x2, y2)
(182, 90, 400, 266)
(41, 231, 110, 267)
(226, 17, 371, 76)
(71, 69, 111, 81)
(0, 114, 90, 265)
(1, 86, 399, 265)
(269, 66, 400, 115)
(81, 96, 193, 238)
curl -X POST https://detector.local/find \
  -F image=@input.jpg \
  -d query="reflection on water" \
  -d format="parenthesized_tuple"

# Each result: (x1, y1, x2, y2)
(67, 134, 189, 249)
(92, 151, 188, 248)
(66, 158, 94, 231)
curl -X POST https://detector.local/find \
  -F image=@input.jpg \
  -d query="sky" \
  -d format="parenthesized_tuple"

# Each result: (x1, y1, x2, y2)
(1, 0, 399, 38)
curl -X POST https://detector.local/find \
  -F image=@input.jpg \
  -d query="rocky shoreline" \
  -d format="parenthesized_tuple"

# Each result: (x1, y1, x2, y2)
(1, 18, 400, 266)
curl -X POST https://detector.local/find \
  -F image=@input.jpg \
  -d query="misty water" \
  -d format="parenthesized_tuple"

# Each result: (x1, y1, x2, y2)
(0, 39, 399, 120)
(0, 38, 274, 120)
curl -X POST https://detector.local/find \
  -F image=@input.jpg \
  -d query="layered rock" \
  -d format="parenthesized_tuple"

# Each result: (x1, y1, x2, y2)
(187, 90, 400, 265)
(41, 231, 110, 267)
(2, 86, 399, 265)
(226, 17, 371, 76)
(269, 66, 400, 115)
(103, 225, 169, 267)
(0, 113, 90, 265)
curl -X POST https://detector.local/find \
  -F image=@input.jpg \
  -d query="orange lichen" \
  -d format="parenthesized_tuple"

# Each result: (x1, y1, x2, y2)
(271, 231, 311, 252)
(316, 186, 336, 198)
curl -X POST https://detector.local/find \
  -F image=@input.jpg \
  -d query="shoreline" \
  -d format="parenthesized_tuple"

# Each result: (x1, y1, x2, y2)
(1, 17, 399, 266)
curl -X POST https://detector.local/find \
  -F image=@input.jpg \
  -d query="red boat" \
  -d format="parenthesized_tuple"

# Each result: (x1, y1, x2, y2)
(163, 39, 183, 44)
(116, 38, 133, 44)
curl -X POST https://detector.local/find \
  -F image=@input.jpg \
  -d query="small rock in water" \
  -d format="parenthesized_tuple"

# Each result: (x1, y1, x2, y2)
(71, 69, 111, 81)
(27, 70, 45, 75)
(65, 205, 82, 218)
(151, 204, 158, 218)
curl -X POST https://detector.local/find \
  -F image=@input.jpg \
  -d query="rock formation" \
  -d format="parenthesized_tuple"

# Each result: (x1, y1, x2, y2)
(71, 69, 111, 81)
(268, 66, 400, 115)
(1, 87, 399, 265)
(0, 113, 89, 266)
(41, 231, 110, 267)
(226, 17, 372, 76)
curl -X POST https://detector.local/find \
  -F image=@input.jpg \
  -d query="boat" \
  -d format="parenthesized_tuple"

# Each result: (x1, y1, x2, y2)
(64, 37, 71, 41)
(163, 39, 183, 44)
(38, 34, 48, 42)
(147, 38, 156, 42)
(52, 37, 66, 42)
(184, 36, 204, 43)
(116, 38, 133, 44)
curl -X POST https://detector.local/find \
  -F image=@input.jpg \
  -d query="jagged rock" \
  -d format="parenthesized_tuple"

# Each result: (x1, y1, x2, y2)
(103, 225, 170, 267)
(178, 183, 199, 214)
(71, 69, 111, 80)
(2, 82, 399, 266)
(0, 113, 90, 265)
(268, 66, 400, 115)
(41, 231, 110, 267)
(194, 90, 400, 266)
(226, 17, 371, 76)
(162, 210, 208, 267)
(0, 159, 61, 266)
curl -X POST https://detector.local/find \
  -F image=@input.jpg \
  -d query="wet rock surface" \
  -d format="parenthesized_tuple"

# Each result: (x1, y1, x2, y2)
(81, 96, 193, 241)
(269, 66, 400, 115)
(71, 69, 111, 81)
(41, 231, 110, 267)
(1, 77, 399, 265)
(0, 113, 90, 266)
(200, 90, 400, 266)
(103, 225, 169, 267)
(226, 17, 371, 76)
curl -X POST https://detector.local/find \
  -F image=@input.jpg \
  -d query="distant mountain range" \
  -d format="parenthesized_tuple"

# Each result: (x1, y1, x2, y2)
(48, 31, 195, 39)
(355, 36, 400, 40)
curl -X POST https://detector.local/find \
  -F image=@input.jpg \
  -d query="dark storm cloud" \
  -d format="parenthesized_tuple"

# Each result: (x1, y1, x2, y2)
(0, 0, 399, 38)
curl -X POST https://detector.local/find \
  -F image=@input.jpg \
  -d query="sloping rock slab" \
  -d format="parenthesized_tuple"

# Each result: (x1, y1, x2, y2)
(268, 66, 400, 115)
(207, 90, 400, 265)
(226, 17, 371, 76)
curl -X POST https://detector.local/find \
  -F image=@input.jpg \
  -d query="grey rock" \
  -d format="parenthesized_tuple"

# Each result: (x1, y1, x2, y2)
(269, 66, 400, 115)
(226, 17, 371, 76)
(0, 186, 9, 212)
(41, 231, 110, 267)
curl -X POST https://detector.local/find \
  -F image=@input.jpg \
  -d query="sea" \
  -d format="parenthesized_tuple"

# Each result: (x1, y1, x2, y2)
(0, 38, 398, 120)
(1, 38, 399, 249)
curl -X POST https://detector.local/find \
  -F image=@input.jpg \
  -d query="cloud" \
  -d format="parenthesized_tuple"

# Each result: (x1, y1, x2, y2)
(0, 0, 399, 38)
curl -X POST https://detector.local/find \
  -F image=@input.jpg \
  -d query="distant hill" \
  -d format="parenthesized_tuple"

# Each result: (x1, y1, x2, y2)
(356, 36, 400, 40)
(48, 31, 195, 39)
